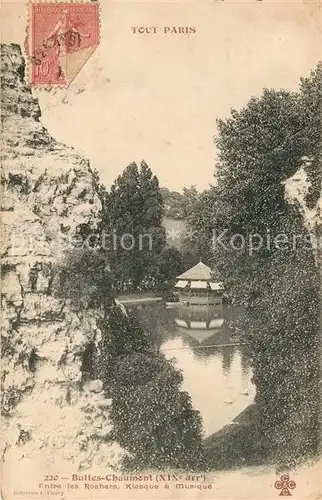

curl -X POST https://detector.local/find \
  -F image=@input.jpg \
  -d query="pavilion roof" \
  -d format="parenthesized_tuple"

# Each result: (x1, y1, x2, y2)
(177, 261, 215, 281)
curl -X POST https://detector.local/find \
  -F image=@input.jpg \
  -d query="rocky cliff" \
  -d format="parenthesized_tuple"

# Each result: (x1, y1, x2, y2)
(1, 44, 123, 477)
(284, 162, 321, 265)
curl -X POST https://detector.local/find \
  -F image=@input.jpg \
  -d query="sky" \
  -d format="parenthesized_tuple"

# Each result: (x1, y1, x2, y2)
(2, 0, 322, 191)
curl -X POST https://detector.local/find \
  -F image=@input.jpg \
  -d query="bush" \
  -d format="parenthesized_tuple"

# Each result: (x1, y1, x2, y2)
(52, 248, 114, 310)
(97, 306, 204, 470)
(110, 353, 204, 470)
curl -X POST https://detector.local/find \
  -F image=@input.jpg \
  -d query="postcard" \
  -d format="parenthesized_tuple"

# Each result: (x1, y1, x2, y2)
(1, 0, 321, 498)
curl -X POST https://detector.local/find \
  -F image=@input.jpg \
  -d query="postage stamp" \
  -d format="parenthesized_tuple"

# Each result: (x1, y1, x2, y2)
(27, 1, 100, 86)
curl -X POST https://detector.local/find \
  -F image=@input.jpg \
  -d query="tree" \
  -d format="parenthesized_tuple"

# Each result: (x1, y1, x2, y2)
(298, 63, 322, 208)
(96, 307, 153, 379)
(160, 185, 200, 220)
(214, 81, 320, 465)
(189, 68, 321, 465)
(161, 187, 186, 219)
(182, 185, 199, 218)
(155, 245, 184, 292)
(110, 352, 204, 470)
(97, 306, 204, 470)
(102, 161, 167, 290)
(183, 185, 219, 266)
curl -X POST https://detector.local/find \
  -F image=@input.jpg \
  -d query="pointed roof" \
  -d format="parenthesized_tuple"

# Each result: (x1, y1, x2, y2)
(176, 261, 213, 281)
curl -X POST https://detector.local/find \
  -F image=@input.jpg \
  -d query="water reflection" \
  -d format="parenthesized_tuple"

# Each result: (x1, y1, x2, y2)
(130, 302, 255, 436)
(127, 302, 177, 348)
(174, 305, 225, 342)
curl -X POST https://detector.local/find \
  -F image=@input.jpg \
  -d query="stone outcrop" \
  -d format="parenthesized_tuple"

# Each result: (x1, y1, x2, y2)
(1, 44, 123, 473)
(284, 164, 320, 231)
(284, 162, 321, 265)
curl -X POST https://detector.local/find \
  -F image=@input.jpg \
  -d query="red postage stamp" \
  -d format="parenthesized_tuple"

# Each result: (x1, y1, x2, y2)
(27, 1, 100, 86)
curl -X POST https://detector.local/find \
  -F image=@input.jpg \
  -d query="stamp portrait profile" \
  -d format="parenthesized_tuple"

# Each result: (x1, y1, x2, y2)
(27, 1, 100, 86)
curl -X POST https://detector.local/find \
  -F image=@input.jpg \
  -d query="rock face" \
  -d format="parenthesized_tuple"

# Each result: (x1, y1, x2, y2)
(284, 163, 321, 265)
(1, 44, 123, 474)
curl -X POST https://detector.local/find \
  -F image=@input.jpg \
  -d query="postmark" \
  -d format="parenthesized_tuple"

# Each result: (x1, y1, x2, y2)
(26, 1, 100, 86)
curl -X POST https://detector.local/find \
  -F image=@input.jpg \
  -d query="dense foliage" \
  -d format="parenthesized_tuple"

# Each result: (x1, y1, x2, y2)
(52, 248, 114, 310)
(183, 186, 219, 266)
(100, 161, 181, 291)
(299, 63, 322, 208)
(161, 185, 199, 220)
(188, 66, 321, 465)
(97, 306, 204, 470)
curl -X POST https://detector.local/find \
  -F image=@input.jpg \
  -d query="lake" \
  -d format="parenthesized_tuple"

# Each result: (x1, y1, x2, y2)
(129, 302, 255, 437)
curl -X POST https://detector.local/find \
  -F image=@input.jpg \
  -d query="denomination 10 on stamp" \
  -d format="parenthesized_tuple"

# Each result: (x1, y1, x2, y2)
(27, 1, 100, 86)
